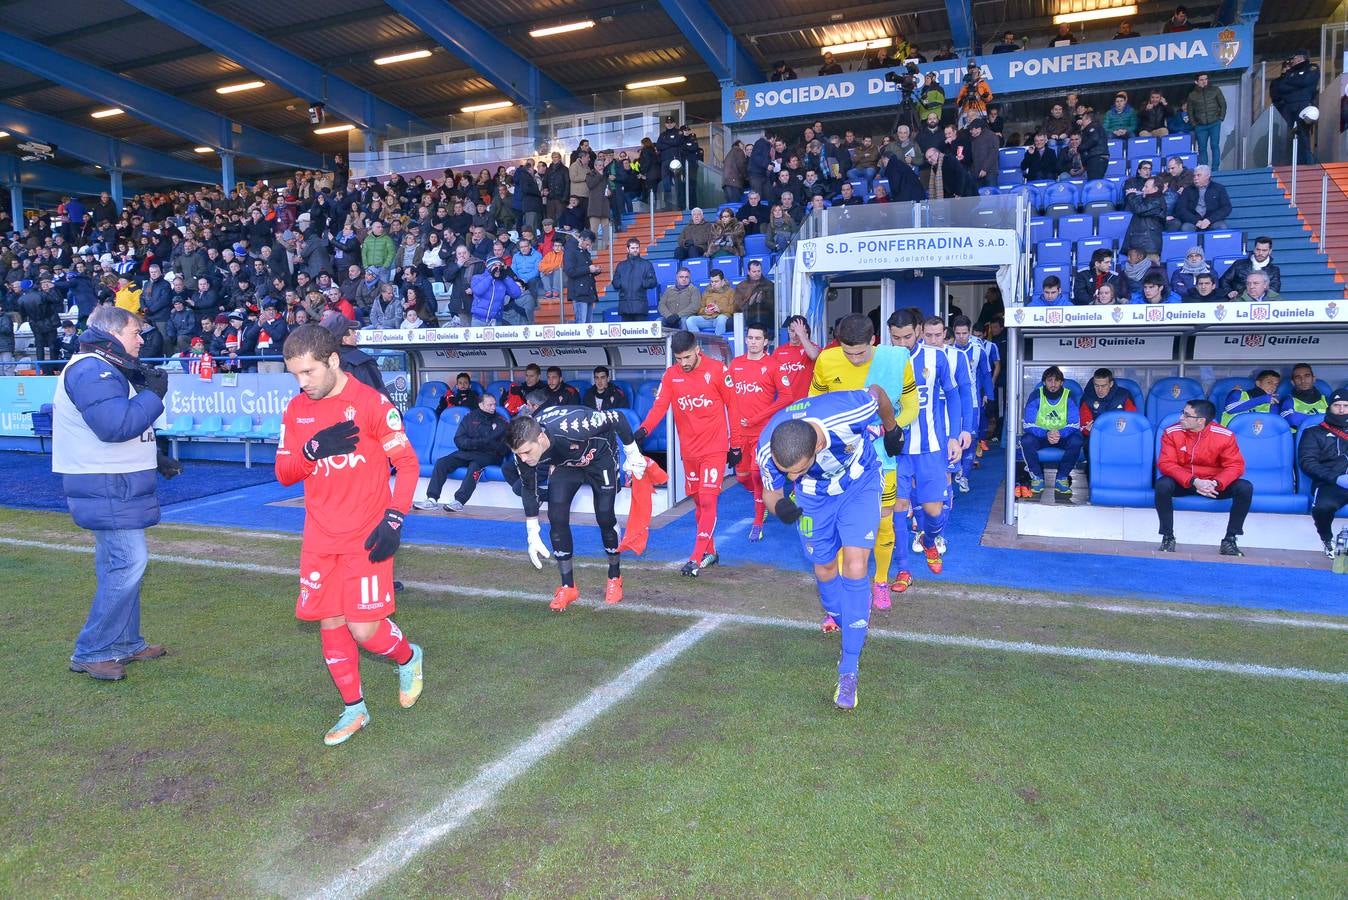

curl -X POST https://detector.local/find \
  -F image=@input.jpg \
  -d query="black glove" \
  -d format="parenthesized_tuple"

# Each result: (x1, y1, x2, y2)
(774, 497, 802, 525)
(156, 451, 182, 479)
(883, 425, 905, 458)
(633, 426, 648, 444)
(141, 366, 169, 400)
(727, 447, 743, 467)
(364, 508, 405, 562)
(303, 420, 360, 461)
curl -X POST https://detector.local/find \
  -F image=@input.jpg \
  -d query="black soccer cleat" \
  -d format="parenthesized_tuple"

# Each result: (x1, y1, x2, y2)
(679, 560, 700, 577)
(1219, 537, 1244, 557)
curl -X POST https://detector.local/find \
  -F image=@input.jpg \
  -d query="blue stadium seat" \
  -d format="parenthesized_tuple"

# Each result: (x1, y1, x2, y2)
(1212, 256, 1240, 278)
(1104, 158, 1126, 179)
(403, 406, 439, 476)
(1107, 138, 1124, 160)
(245, 415, 282, 441)
(978, 186, 1000, 197)
(653, 259, 678, 287)
(1177, 152, 1198, 170)
(611, 379, 638, 408)
(1146, 377, 1204, 425)
(1209, 377, 1254, 405)
(1041, 182, 1077, 217)
(999, 146, 1028, 168)
(219, 415, 253, 440)
(191, 415, 224, 437)
(635, 381, 667, 452)
(743, 233, 767, 255)
(1074, 237, 1113, 264)
(1088, 412, 1155, 507)
(1080, 180, 1116, 212)
(683, 258, 709, 283)
(1227, 413, 1305, 513)
(1161, 231, 1200, 262)
(161, 417, 195, 441)
(1056, 214, 1094, 243)
(1160, 134, 1192, 157)
(1126, 137, 1159, 159)
(1201, 230, 1242, 259)
(470, 380, 485, 399)
(1029, 217, 1053, 245)
(1277, 378, 1333, 402)
(415, 380, 449, 408)
(485, 379, 512, 402)
(430, 407, 470, 476)
(1035, 240, 1071, 265)
(1033, 264, 1069, 292)
(997, 169, 1024, 188)
(1114, 378, 1145, 412)
(1096, 211, 1132, 243)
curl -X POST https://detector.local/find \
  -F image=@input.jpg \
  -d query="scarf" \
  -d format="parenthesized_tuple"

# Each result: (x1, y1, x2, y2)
(1249, 254, 1270, 271)
(1179, 258, 1210, 276)
(929, 159, 945, 201)
(1122, 258, 1151, 283)
(1325, 390, 1348, 434)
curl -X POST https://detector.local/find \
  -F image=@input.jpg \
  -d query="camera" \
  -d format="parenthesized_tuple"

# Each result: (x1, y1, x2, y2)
(884, 60, 922, 95)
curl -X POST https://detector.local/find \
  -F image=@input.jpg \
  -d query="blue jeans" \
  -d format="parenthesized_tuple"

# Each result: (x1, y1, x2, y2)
(572, 301, 595, 323)
(847, 166, 877, 196)
(1193, 122, 1221, 171)
(1020, 430, 1084, 480)
(73, 528, 149, 663)
(685, 314, 728, 334)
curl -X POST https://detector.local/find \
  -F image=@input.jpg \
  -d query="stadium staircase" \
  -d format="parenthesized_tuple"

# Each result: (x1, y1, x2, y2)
(1274, 163, 1348, 298)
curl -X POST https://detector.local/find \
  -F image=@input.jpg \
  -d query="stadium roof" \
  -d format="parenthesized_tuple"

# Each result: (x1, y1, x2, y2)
(0, 0, 1330, 189)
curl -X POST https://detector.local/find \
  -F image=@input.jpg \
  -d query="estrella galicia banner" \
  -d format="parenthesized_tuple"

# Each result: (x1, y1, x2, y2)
(723, 25, 1251, 124)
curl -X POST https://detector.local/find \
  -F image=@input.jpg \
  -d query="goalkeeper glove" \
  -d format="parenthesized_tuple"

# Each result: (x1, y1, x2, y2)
(303, 420, 360, 461)
(726, 447, 743, 467)
(882, 425, 905, 458)
(364, 509, 404, 562)
(525, 518, 550, 569)
(621, 444, 647, 480)
(774, 497, 802, 525)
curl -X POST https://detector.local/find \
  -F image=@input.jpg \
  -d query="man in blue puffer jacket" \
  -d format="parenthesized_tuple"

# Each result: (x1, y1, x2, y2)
(53, 306, 178, 682)
(469, 257, 523, 326)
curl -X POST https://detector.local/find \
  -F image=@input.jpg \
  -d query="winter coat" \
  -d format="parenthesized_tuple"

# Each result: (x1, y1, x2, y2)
(1137, 101, 1171, 134)
(545, 162, 570, 203)
(658, 283, 701, 319)
(1020, 146, 1059, 180)
(969, 129, 999, 178)
(1218, 256, 1282, 298)
(1174, 181, 1232, 227)
(722, 147, 748, 191)
(368, 291, 403, 330)
(1298, 420, 1348, 488)
(469, 269, 523, 322)
(708, 218, 745, 256)
(453, 407, 509, 460)
(167, 307, 198, 344)
(568, 160, 590, 200)
(1158, 422, 1245, 490)
(762, 215, 795, 252)
(1078, 121, 1109, 160)
(747, 137, 772, 180)
(1072, 267, 1131, 306)
(563, 242, 597, 304)
(1102, 104, 1139, 136)
(677, 220, 715, 253)
(360, 232, 396, 269)
(18, 287, 60, 329)
(585, 170, 608, 219)
(515, 168, 543, 215)
(300, 237, 333, 278)
(1269, 60, 1318, 119)
(442, 259, 481, 319)
(1186, 84, 1227, 125)
(141, 277, 173, 321)
(1123, 191, 1167, 255)
(55, 331, 164, 530)
(0, 313, 12, 353)
(612, 256, 658, 315)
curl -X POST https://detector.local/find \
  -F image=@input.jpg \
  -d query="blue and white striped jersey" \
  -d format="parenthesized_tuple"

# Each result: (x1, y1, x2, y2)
(952, 339, 992, 405)
(905, 344, 968, 454)
(758, 390, 880, 498)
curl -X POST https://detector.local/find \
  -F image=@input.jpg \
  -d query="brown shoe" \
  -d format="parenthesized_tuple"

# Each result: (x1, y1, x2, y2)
(117, 645, 167, 664)
(70, 659, 126, 681)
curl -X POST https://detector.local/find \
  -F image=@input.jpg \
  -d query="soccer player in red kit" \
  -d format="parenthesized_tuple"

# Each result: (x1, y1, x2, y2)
(276, 325, 424, 746)
(774, 314, 820, 404)
(636, 330, 733, 576)
(729, 322, 794, 541)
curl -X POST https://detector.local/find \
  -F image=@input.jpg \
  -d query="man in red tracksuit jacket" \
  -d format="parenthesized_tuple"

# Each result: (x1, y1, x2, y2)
(1154, 397, 1253, 557)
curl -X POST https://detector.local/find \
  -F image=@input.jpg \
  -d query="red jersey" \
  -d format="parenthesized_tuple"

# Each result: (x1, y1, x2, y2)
(639, 353, 733, 457)
(727, 353, 788, 448)
(276, 376, 419, 553)
(774, 343, 814, 403)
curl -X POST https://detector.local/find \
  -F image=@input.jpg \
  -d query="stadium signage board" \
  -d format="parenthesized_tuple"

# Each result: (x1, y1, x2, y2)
(0, 375, 56, 437)
(795, 228, 1018, 273)
(1192, 332, 1348, 362)
(162, 373, 298, 425)
(1032, 334, 1176, 361)
(510, 345, 610, 366)
(425, 347, 511, 368)
(1007, 299, 1344, 328)
(614, 343, 671, 367)
(357, 321, 663, 347)
(723, 25, 1252, 124)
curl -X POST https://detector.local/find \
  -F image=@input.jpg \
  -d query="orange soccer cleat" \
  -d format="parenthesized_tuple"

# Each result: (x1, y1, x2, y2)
(604, 576, 624, 605)
(549, 585, 581, 611)
(923, 543, 944, 575)
(890, 571, 914, 593)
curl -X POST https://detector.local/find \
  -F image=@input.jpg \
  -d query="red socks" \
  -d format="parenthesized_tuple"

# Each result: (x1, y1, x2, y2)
(691, 488, 719, 561)
(320, 626, 363, 704)
(358, 618, 414, 666)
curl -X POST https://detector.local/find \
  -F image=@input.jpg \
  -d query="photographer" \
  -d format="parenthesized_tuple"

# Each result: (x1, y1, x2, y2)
(469, 256, 524, 326)
(55, 305, 177, 682)
(917, 72, 945, 123)
(955, 61, 992, 128)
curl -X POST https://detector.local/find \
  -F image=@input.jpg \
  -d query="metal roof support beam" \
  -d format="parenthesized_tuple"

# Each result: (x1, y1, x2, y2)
(1215, 0, 1264, 25)
(9, 184, 21, 229)
(121, 0, 428, 134)
(382, 0, 576, 110)
(0, 31, 323, 169)
(945, 0, 978, 56)
(0, 102, 219, 185)
(657, 0, 759, 85)
(0, 154, 109, 196)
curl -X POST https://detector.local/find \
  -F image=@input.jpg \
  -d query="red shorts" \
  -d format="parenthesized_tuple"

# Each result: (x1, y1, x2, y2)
(682, 455, 725, 498)
(296, 547, 396, 623)
(736, 432, 763, 473)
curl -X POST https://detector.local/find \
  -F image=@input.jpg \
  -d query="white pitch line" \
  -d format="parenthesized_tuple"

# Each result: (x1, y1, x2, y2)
(310, 614, 722, 899)
(3, 536, 1346, 684)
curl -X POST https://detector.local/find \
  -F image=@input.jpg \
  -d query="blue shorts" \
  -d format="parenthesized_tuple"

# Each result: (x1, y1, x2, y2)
(795, 467, 882, 565)
(897, 450, 950, 505)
